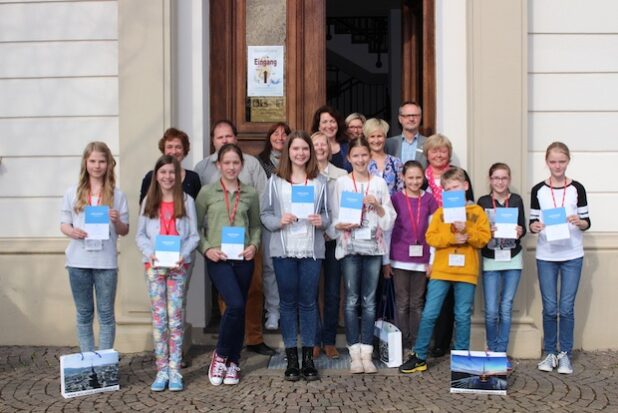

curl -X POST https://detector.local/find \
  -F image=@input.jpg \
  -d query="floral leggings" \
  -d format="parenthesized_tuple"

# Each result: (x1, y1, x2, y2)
(146, 266, 187, 372)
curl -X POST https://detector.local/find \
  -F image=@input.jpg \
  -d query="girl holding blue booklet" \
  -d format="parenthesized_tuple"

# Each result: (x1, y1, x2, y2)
(330, 137, 396, 374)
(195, 144, 261, 386)
(136, 155, 199, 392)
(60, 142, 129, 353)
(476, 163, 526, 358)
(530, 142, 590, 375)
(260, 131, 330, 382)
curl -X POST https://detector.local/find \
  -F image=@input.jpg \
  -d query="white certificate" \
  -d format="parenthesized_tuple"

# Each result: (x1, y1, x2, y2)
(291, 185, 314, 219)
(84, 206, 110, 240)
(494, 208, 518, 239)
(339, 191, 363, 225)
(221, 226, 245, 260)
(542, 207, 570, 242)
(155, 235, 181, 268)
(442, 190, 466, 223)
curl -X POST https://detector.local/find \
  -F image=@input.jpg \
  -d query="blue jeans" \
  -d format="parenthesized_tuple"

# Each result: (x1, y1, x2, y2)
(483, 269, 521, 352)
(207, 259, 254, 363)
(341, 255, 382, 345)
(273, 257, 321, 348)
(413, 280, 476, 360)
(315, 240, 341, 346)
(537, 257, 583, 356)
(67, 267, 117, 352)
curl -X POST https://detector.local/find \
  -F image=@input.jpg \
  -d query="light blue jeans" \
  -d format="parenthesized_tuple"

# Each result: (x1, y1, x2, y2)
(67, 267, 118, 352)
(413, 279, 476, 360)
(483, 269, 521, 353)
(537, 257, 583, 356)
(341, 254, 382, 345)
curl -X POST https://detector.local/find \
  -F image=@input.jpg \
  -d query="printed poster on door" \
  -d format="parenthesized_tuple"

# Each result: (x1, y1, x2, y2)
(247, 46, 284, 97)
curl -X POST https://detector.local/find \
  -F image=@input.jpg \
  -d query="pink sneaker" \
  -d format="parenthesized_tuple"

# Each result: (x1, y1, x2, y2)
(223, 362, 240, 385)
(208, 351, 227, 386)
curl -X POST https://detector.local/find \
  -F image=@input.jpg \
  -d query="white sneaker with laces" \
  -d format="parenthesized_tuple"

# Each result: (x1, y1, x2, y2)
(265, 314, 279, 330)
(556, 352, 573, 374)
(223, 362, 240, 385)
(537, 353, 557, 372)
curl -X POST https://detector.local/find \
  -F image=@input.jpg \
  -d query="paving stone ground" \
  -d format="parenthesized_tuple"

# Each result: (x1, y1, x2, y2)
(1, 346, 618, 412)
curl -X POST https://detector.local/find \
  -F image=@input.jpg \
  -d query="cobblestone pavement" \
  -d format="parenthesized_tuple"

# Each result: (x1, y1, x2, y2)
(1, 346, 618, 412)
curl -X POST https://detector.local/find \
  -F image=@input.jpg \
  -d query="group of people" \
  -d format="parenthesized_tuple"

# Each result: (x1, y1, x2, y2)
(60, 101, 590, 392)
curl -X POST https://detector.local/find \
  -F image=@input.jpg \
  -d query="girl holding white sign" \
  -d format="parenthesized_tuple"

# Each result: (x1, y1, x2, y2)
(477, 163, 526, 358)
(136, 155, 199, 392)
(194, 144, 261, 386)
(260, 131, 330, 382)
(330, 137, 396, 373)
(60, 142, 129, 354)
(530, 142, 590, 375)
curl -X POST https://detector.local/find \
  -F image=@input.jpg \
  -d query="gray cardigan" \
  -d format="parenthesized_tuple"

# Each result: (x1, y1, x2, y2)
(260, 174, 330, 259)
(135, 194, 200, 264)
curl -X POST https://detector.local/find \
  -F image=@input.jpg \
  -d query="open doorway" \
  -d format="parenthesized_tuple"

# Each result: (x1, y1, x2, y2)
(326, 0, 402, 133)
(326, 0, 434, 137)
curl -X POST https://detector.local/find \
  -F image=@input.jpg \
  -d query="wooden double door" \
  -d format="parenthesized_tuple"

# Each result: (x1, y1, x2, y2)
(210, 0, 435, 154)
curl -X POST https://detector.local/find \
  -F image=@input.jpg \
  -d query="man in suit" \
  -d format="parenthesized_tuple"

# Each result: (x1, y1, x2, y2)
(384, 101, 427, 167)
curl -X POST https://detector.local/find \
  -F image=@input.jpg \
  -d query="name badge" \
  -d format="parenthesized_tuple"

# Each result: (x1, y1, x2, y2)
(409, 245, 423, 257)
(494, 249, 511, 262)
(84, 239, 103, 251)
(448, 254, 465, 267)
(354, 227, 372, 240)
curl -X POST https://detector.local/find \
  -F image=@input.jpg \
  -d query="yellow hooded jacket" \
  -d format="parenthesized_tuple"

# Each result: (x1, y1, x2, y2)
(426, 204, 491, 285)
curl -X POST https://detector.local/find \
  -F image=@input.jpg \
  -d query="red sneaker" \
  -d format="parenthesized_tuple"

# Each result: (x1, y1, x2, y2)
(208, 351, 227, 386)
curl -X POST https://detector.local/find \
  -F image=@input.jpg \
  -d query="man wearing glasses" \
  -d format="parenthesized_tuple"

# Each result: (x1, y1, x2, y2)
(385, 101, 427, 167)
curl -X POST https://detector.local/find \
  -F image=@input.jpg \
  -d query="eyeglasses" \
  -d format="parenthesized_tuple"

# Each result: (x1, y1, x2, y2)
(490, 176, 509, 182)
(348, 125, 363, 129)
(400, 114, 421, 119)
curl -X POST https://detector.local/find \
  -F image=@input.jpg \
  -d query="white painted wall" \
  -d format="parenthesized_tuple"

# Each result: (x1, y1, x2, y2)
(0, 0, 119, 238)
(173, 0, 209, 328)
(435, 0, 468, 168)
(528, 0, 618, 231)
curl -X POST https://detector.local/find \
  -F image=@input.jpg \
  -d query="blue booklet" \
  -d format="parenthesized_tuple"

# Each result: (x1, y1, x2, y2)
(339, 191, 363, 225)
(155, 235, 181, 268)
(221, 226, 245, 260)
(84, 205, 110, 240)
(291, 185, 314, 219)
(494, 207, 518, 239)
(542, 207, 569, 242)
(442, 190, 466, 223)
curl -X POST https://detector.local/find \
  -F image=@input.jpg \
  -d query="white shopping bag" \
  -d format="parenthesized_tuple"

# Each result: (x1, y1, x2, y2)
(374, 319, 403, 368)
(60, 349, 120, 398)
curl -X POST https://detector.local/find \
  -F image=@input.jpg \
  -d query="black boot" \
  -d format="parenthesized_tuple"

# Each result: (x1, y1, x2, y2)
(284, 347, 300, 381)
(301, 347, 319, 381)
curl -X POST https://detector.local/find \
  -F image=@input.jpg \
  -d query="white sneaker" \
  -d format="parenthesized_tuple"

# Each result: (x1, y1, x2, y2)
(556, 352, 573, 374)
(537, 353, 557, 372)
(265, 314, 279, 330)
(223, 362, 240, 385)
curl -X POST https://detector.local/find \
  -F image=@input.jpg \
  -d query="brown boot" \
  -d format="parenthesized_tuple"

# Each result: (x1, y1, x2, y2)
(312, 346, 321, 359)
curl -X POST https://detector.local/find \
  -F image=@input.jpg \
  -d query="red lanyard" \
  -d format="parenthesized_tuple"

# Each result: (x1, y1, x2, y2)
(549, 177, 568, 208)
(491, 193, 509, 210)
(351, 173, 370, 195)
(220, 179, 241, 225)
(88, 192, 100, 206)
(291, 177, 308, 185)
(404, 189, 422, 243)
(161, 204, 175, 235)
